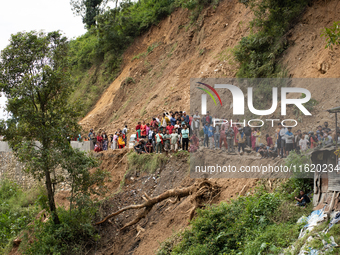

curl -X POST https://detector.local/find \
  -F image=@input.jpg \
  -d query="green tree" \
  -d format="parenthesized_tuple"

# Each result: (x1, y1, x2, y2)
(70, 0, 106, 28)
(0, 31, 82, 224)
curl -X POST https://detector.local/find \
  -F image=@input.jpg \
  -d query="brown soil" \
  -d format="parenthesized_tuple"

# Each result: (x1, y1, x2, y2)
(91, 152, 260, 255)
(80, 0, 340, 141)
(79, 0, 253, 135)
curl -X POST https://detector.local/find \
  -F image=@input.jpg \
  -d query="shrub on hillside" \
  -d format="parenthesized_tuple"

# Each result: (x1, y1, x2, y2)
(157, 185, 311, 255)
(0, 179, 41, 253)
(234, 0, 311, 78)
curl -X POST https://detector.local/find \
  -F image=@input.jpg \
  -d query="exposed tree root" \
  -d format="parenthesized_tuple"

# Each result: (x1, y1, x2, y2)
(95, 180, 220, 230)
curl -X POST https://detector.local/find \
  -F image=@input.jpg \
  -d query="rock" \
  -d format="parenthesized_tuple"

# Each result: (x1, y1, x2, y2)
(13, 238, 22, 247)
(318, 61, 330, 74)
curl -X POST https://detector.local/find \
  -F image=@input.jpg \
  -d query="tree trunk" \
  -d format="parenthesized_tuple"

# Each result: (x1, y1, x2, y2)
(45, 169, 60, 225)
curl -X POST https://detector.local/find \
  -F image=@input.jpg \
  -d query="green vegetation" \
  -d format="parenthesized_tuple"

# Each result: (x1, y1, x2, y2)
(0, 179, 41, 254)
(167, 42, 178, 58)
(0, 31, 80, 224)
(23, 206, 99, 254)
(157, 184, 312, 255)
(67, 0, 230, 115)
(70, 0, 105, 28)
(293, 94, 318, 117)
(118, 152, 168, 190)
(234, 0, 311, 78)
(68, 0, 176, 115)
(0, 31, 109, 253)
(127, 151, 168, 174)
(132, 42, 161, 61)
(0, 159, 107, 255)
(284, 151, 313, 188)
(175, 0, 221, 23)
(322, 21, 340, 49)
(157, 153, 314, 255)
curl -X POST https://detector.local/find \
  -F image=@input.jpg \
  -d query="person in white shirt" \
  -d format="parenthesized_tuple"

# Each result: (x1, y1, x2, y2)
(299, 135, 309, 152)
(122, 125, 128, 145)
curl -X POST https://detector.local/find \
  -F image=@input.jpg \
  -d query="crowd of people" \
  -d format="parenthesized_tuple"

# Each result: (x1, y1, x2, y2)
(195, 114, 340, 159)
(86, 108, 339, 158)
(88, 126, 128, 152)
(87, 111, 198, 154)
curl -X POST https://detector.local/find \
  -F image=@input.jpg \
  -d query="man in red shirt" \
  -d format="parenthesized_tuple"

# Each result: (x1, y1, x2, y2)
(166, 122, 174, 134)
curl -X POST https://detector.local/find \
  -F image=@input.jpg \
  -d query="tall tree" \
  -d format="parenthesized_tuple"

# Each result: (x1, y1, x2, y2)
(0, 31, 81, 224)
(70, 0, 106, 28)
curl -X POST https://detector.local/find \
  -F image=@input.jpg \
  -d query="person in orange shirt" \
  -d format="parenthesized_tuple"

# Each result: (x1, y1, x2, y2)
(140, 121, 147, 138)
(118, 134, 125, 149)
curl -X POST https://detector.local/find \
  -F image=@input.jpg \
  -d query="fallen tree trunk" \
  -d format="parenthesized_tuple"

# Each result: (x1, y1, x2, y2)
(95, 180, 220, 230)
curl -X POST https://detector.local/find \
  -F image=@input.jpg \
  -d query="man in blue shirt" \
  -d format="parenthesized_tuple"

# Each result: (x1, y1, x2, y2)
(285, 127, 294, 156)
(88, 129, 93, 140)
(170, 114, 177, 126)
(183, 111, 190, 124)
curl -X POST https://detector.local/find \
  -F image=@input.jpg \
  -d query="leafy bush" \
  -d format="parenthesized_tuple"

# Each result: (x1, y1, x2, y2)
(96, 0, 175, 59)
(68, 30, 99, 72)
(234, 0, 311, 78)
(322, 21, 340, 49)
(283, 150, 314, 198)
(0, 179, 41, 253)
(23, 207, 99, 255)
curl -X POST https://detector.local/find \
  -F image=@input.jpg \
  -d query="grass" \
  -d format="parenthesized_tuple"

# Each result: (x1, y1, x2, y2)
(132, 42, 161, 61)
(167, 42, 178, 58)
(127, 152, 168, 174)
(0, 178, 43, 254)
(215, 47, 236, 65)
(173, 150, 189, 158)
(118, 152, 169, 190)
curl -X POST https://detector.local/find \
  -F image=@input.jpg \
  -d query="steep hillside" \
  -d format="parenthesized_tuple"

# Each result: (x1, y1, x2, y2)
(79, 0, 340, 137)
(75, 0, 340, 254)
(80, 0, 252, 133)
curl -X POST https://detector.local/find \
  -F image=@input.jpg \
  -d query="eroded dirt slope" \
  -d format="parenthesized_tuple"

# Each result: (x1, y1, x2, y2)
(77, 0, 340, 254)
(80, 0, 340, 138)
(80, 0, 253, 134)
